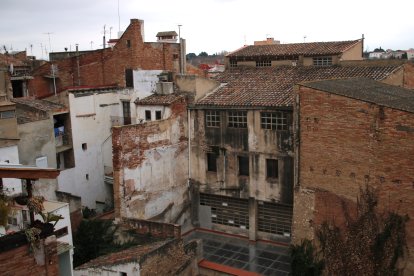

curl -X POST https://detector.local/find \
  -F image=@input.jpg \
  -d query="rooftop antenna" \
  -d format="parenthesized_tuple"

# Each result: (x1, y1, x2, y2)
(90, 41, 94, 49)
(117, 0, 121, 32)
(303, 35, 307, 43)
(44, 32, 54, 57)
(110, 26, 113, 39)
(30, 44, 33, 55)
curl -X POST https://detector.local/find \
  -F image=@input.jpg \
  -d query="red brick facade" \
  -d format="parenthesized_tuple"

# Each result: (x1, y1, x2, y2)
(0, 236, 59, 276)
(29, 19, 181, 98)
(294, 84, 414, 273)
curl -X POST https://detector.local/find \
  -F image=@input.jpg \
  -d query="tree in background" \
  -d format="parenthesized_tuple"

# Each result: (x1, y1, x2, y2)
(198, 51, 208, 57)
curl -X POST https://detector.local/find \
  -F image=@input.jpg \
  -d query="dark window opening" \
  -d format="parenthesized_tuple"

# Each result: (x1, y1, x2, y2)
(86, 174, 89, 180)
(125, 68, 133, 88)
(82, 143, 87, 151)
(126, 40, 131, 48)
(266, 159, 278, 179)
(122, 101, 131, 125)
(155, 110, 162, 120)
(238, 156, 249, 176)
(207, 152, 218, 172)
(145, 110, 151, 121)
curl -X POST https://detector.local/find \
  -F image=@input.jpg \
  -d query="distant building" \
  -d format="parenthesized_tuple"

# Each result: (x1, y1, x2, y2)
(254, 37, 280, 45)
(156, 31, 178, 43)
(226, 39, 364, 68)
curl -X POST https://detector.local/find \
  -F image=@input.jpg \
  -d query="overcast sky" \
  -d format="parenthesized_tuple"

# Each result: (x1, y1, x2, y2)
(1, 0, 413, 60)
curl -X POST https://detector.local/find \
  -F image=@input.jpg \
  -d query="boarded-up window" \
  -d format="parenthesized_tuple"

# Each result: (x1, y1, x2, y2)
(125, 69, 133, 88)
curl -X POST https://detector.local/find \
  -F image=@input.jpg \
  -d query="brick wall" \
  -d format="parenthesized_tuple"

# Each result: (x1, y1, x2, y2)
(294, 86, 414, 273)
(29, 19, 181, 99)
(121, 218, 181, 239)
(0, 235, 59, 276)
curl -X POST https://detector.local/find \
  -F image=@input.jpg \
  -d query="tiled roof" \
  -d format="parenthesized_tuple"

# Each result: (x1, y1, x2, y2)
(196, 65, 401, 108)
(76, 241, 168, 269)
(227, 40, 361, 58)
(67, 85, 120, 97)
(300, 78, 414, 113)
(134, 93, 184, 106)
(11, 97, 67, 112)
(156, 31, 178, 37)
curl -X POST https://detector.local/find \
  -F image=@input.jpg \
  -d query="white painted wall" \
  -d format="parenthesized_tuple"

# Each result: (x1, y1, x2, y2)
(136, 105, 171, 123)
(133, 69, 163, 99)
(0, 145, 22, 195)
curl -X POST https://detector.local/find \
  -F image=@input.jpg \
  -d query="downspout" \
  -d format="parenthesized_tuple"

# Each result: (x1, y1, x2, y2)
(187, 108, 191, 186)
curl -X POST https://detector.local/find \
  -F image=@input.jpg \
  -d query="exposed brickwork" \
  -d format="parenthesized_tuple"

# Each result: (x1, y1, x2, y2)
(29, 19, 181, 98)
(0, 235, 59, 276)
(121, 218, 181, 239)
(294, 84, 414, 273)
(112, 96, 189, 222)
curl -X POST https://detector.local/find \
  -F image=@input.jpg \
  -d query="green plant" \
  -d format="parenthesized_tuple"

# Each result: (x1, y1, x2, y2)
(290, 239, 324, 276)
(39, 212, 64, 227)
(24, 227, 42, 252)
(0, 192, 11, 227)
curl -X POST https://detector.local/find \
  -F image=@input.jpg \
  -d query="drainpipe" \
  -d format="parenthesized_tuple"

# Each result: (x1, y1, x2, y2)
(187, 109, 191, 186)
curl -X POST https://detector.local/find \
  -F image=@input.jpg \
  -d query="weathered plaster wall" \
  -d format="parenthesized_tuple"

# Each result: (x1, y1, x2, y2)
(191, 108, 294, 203)
(294, 85, 414, 273)
(113, 98, 190, 226)
(133, 69, 163, 99)
(17, 118, 58, 200)
(136, 105, 171, 122)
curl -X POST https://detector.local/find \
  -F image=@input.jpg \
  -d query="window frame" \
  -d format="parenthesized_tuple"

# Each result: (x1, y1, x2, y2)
(256, 60, 271, 67)
(205, 110, 220, 128)
(229, 60, 237, 68)
(228, 111, 247, 128)
(260, 111, 288, 131)
(0, 110, 15, 119)
(313, 56, 332, 66)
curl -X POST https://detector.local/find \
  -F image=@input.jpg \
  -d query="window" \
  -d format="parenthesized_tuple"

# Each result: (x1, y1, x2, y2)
(82, 143, 87, 151)
(206, 110, 220, 127)
(0, 110, 15, 119)
(8, 216, 17, 226)
(125, 68, 133, 88)
(266, 159, 278, 179)
(126, 40, 131, 48)
(238, 156, 249, 176)
(313, 57, 332, 66)
(230, 60, 237, 68)
(155, 110, 162, 120)
(207, 152, 217, 172)
(256, 60, 271, 67)
(86, 174, 89, 180)
(22, 210, 28, 223)
(145, 110, 151, 121)
(228, 111, 247, 128)
(122, 101, 131, 125)
(261, 112, 288, 130)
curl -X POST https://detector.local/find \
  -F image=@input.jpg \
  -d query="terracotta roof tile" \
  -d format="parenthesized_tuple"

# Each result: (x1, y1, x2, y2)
(156, 31, 178, 37)
(196, 65, 401, 108)
(11, 97, 67, 112)
(227, 40, 361, 58)
(134, 93, 184, 106)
